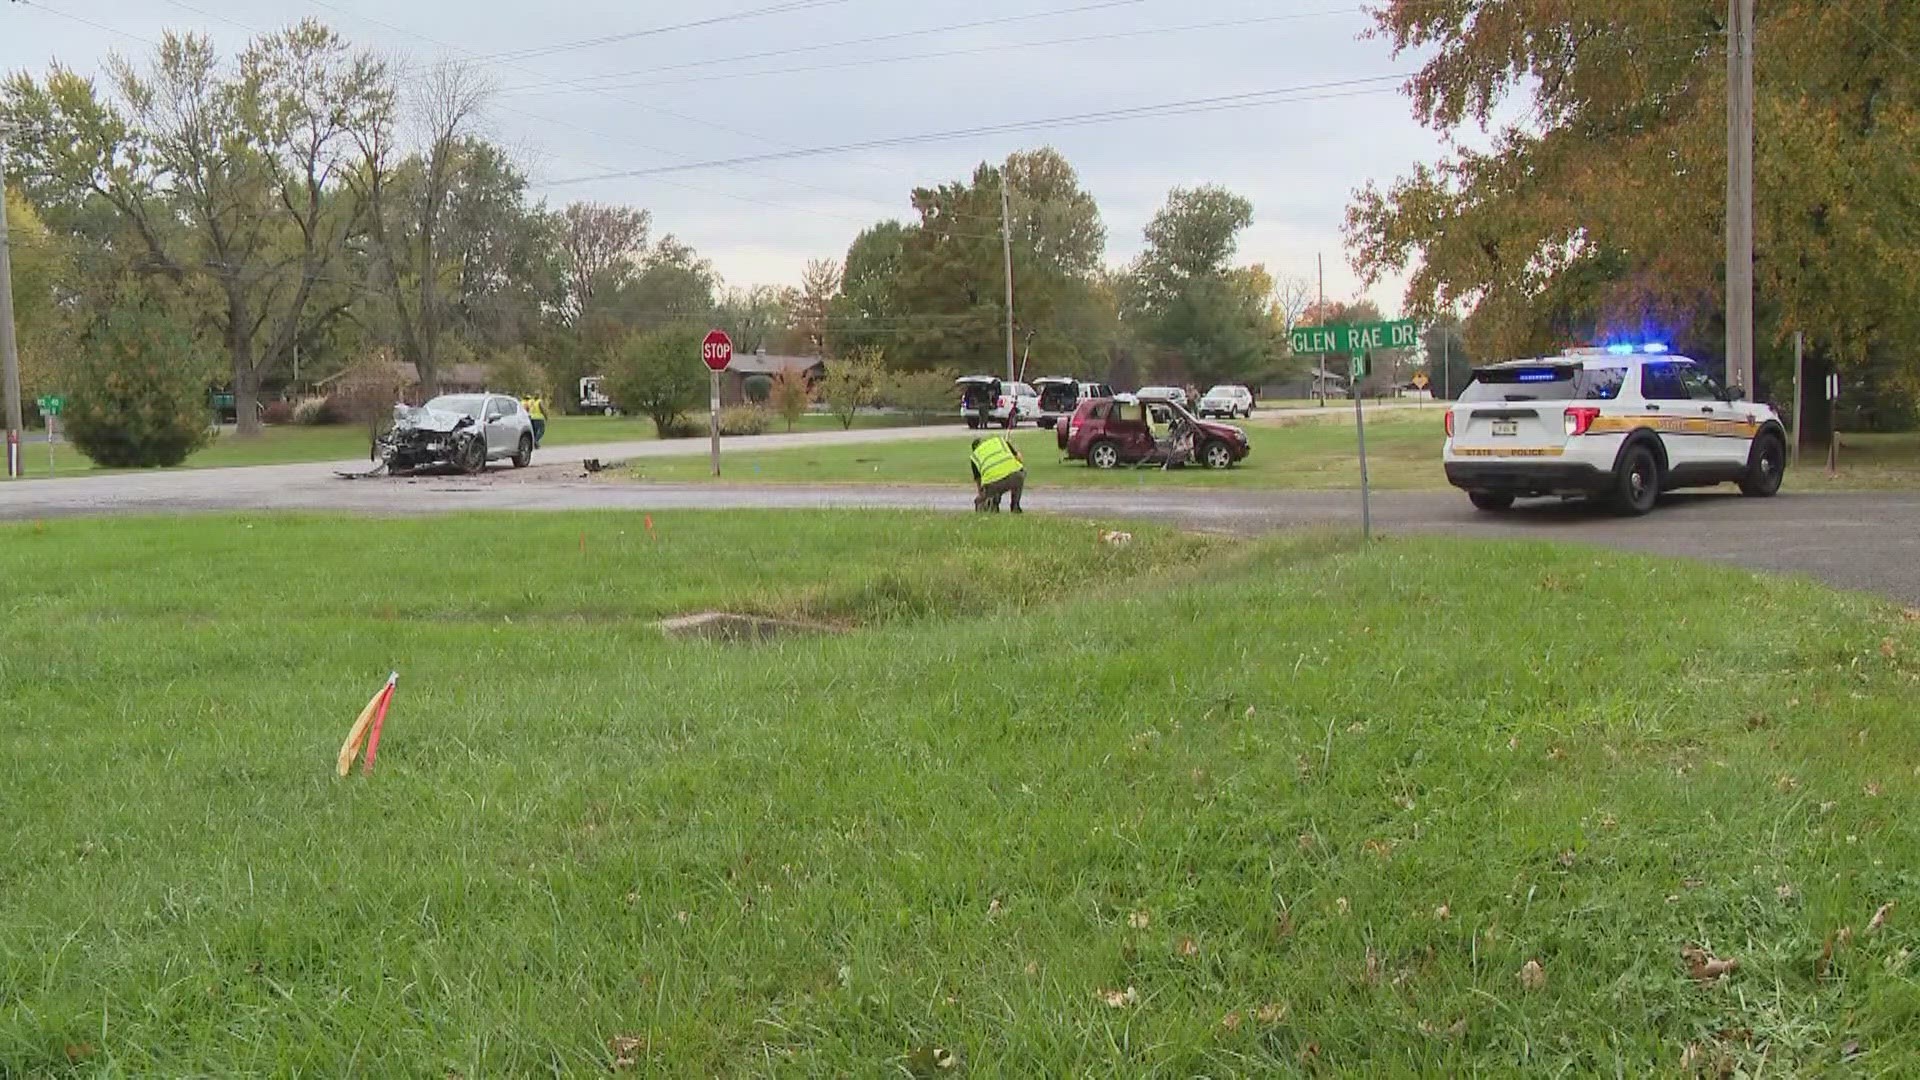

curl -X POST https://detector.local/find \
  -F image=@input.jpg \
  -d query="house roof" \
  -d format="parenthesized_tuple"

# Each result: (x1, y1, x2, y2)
(728, 352, 824, 375)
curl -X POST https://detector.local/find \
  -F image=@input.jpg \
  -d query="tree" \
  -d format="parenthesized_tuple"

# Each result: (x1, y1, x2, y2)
(65, 294, 216, 467)
(1123, 186, 1276, 385)
(883, 368, 958, 421)
(829, 220, 909, 359)
(769, 367, 810, 432)
(606, 327, 705, 437)
(556, 201, 649, 324)
(3, 186, 73, 403)
(1345, 0, 1920, 407)
(792, 258, 840, 355)
(483, 347, 551, 398)
(1420, 317, 1473, 400)
(714, 285, 791, 354)
(349, 59, 489, 394)
(2, 21, 386, 434)
(822, 347, 884, 430)
(599, 235, 715, 333)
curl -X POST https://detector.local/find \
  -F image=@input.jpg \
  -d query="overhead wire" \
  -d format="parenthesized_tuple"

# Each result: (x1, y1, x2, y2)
(471, 0, 854, 64)
(502, 6, 1401, 97)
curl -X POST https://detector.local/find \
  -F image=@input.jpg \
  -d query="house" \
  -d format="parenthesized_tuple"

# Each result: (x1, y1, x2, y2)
(1262, 371, 1350, 402)
(723, 349, 825, 406)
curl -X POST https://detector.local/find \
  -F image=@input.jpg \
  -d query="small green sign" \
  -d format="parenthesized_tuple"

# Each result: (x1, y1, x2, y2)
(1349, 354, 1369, 381)
(36, 395, 65, 416)
(1290, 319, 1419, 356)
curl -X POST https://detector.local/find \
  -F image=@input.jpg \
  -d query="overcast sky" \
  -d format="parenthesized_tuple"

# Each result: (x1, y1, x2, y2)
(3, 0, 1513, 310)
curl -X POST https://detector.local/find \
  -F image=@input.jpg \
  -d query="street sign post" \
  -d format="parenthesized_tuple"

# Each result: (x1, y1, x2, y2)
(1292, 320, 1418, 543)
(36, 395, 62, 474)
(701, 329, 733, 478)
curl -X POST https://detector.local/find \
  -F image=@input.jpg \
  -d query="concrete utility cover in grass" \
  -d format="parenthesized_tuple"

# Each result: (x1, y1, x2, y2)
(657, 612, 838, 643)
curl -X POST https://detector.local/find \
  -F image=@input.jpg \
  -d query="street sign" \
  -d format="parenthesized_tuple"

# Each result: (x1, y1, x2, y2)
(1349, 354, 1369, 381)
(1289, 319, 1419, 356)
(702, 329, 732, 478)
(701, 329, 734, 372)
(36, 394, 64, 416)
(1411, 371, 1430, 390)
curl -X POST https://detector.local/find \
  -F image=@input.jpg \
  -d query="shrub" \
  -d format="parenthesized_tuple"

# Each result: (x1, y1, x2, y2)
(718, 405, 770, 436)
(261, 399, 295, 425)
(658, 416, 704, 440)
(823, 347, 885, 430)
(293, 397, 343, 426)
(485, 348, 553, 399)
(884, 368, 959, 420)
(64, 300, 214, 468)
(606, 328, 707, 437)
(770, 368, 811, 432)
(742, 373, 772, 404)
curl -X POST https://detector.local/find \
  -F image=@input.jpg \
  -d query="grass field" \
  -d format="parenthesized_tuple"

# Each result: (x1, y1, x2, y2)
(631, 411, 1448, 490)
(3, 513, 1917, 1074)
(21, 412, 928, 477)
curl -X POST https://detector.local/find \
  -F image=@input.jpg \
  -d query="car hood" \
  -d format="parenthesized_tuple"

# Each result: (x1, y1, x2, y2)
(391, 404, 474, 434)
(1194, 419, 1247, 441)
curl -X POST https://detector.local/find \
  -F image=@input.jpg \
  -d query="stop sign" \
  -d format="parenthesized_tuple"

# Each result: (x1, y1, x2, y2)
(701, 329, 733, 372)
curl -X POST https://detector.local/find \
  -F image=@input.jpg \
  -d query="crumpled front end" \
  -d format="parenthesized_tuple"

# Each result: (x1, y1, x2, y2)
(374, 404, 486, 474)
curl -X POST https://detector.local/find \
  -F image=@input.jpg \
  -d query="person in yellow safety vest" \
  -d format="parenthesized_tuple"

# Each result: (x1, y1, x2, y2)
(521, 395, 547, 447)
(969, 434, 1025, 513)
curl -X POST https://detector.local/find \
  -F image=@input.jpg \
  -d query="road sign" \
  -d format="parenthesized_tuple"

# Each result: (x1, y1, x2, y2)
(1411, 371, 1430, 390)
(701, 329, 734, 372)
(36, 394, 64, 416)
(1289, 319, 1419, 356)
(1349, 354, 1369, 381)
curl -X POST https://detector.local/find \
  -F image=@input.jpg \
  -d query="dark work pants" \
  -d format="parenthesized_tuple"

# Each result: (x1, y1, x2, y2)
(975, 471, 1025, 512)
(531, 419, 546, 447)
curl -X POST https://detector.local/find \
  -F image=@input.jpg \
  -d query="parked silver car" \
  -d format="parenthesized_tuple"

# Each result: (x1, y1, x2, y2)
(377, 393, 535, 474)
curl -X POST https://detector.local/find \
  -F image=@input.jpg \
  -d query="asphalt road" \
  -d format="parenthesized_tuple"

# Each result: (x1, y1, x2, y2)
(4, 422, 1917, 605)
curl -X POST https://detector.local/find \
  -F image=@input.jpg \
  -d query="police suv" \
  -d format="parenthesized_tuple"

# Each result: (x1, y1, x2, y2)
(1443, 345, 1788, 515)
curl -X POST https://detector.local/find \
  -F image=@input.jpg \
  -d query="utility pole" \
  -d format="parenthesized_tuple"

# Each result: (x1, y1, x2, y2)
(1725, 0, 1756, 393)
(1316, 253, 1326, 406)
(1442, 331, 1451, 402)
(1000, 176, 1016, 385)
(1790, 330, 1804, 468)
(1, 126, 25, 479)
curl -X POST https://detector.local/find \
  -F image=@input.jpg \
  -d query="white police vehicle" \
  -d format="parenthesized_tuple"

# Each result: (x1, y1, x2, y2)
(1443, 344, 1788, 515)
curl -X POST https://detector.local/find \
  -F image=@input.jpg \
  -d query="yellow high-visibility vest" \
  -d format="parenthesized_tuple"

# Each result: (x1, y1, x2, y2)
(970, 436, 1022, 484)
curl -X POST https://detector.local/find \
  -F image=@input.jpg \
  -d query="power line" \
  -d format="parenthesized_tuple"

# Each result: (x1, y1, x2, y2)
(496, 0, 1155, 96)
(471, 0, 853, 64)
(13, 0, 161, 46)
(545, 76, 1411, 186)
(503, 7, 1384, 97)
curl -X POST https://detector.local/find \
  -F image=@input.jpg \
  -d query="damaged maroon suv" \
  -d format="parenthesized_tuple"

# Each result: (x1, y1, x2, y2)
(1059, 396, 1251, 469)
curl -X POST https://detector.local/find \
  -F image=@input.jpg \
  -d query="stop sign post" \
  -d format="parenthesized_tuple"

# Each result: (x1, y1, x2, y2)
(702, 330, 732, 477)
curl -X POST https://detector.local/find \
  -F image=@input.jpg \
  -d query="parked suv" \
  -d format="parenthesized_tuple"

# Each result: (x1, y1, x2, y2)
(955, 376, 1040, 428)
(1443, 346, 1787, 515)
(1060, 396, 1250, 470)
(1198, 384, 1255, 419)
(1034, 377, 1115, 430)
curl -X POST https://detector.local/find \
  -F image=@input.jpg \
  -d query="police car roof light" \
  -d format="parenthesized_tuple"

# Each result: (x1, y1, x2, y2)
(1605, 343, 1635, 356)
(1641, 342, 1669, 354)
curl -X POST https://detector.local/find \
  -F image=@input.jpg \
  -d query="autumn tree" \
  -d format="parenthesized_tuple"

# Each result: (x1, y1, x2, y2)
(1346, 0, 1920, 421)
(2, 21, 384, 434)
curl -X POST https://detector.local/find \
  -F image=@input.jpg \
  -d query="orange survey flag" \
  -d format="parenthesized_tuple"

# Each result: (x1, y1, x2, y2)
(337, 673, 398, 777)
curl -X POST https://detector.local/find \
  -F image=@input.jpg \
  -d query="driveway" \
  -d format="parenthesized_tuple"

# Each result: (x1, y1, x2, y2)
(3, 423, 1916, 604)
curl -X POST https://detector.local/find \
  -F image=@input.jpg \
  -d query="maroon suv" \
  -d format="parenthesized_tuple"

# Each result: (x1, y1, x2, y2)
(1059, 397, 1251, 469)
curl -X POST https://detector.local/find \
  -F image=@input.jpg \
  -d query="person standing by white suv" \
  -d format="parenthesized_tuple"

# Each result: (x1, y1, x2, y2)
(1443, 346, 1788, 515)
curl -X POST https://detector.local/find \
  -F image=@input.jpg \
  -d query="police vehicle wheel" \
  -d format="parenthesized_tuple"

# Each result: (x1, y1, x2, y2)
(1088, 440, 1121, 470)
(1739, 433, 1785, 498)
(512, 434, 533, 468)
(1611, 444, 1660, 516)
(1201, 440, 1234, 470)
(1468, 492, 1514, 511)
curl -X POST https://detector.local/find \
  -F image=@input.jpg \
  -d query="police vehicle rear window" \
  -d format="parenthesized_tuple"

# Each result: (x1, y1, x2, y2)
(1460, 366, 1626, 403)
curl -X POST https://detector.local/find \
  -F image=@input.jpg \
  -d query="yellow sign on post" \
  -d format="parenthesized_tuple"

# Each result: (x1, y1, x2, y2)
(1412, 372, 1430, 390)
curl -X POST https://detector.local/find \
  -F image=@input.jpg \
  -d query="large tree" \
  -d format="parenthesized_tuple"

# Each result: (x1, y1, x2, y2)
(555, 201, 650, 325)
(3, 21, 384, 433)
(1123, 185, 1277, 385)
(1346, 0, 1920, 414)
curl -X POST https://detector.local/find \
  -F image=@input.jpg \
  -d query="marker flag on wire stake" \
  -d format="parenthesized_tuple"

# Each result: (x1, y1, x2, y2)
(337, 672, 399, 778)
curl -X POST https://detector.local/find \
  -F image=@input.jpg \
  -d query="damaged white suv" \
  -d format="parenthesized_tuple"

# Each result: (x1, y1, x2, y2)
(376, 393, 535, 474)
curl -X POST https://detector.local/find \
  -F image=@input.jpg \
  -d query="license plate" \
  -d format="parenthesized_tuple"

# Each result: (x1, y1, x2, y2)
(1491, 420, 1518, 437)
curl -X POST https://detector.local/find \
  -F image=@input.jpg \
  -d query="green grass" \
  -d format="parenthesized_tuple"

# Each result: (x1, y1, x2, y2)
(15, 412, 930, 477)
(631, 410, 1449, 490)
(1786, 430, 1920, 491)
(3, 512, 1918, 1073)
